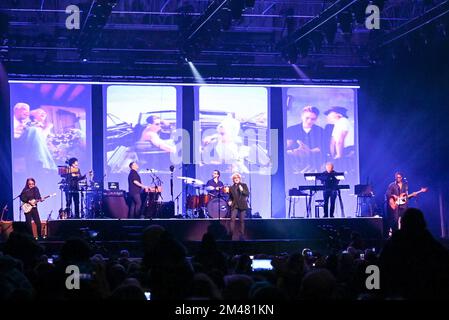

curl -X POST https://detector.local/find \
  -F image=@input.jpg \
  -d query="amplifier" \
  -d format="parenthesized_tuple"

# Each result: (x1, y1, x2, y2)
(103, 190, 125, 197)
(103, 190, 128, 219)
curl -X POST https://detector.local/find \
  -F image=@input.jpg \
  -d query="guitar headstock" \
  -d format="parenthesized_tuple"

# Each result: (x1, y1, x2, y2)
(420, 187, 428, 193)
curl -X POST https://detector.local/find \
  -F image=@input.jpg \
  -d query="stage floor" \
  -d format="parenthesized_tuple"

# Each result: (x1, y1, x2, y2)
(1, 217, 384, 255)
(38, 217, 383, 241)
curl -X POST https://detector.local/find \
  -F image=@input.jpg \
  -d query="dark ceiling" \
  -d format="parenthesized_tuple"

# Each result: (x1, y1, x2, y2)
(0, 0, 448, 80)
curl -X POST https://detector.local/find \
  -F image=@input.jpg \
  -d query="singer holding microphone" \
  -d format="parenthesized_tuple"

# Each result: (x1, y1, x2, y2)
(225, 172, 250, 240)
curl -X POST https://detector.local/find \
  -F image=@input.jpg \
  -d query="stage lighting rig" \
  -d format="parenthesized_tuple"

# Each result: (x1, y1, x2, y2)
(77, 0, 117, 61)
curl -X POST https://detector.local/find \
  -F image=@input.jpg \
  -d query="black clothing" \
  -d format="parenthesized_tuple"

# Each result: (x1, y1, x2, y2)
(20, 186, 41, 204)
(128, 169, 142, 195)
(65, 191, 80, 218)
(323, 190, 337, 218)
(128, 169, 142, 218)
(20, 186, 42, 238)
(129, 193, 142, 219)
(230, 208, 246, 238)
(319, 170, 339, 218)
(286, 123, 325, 171)
(64, 169, 86, 218)
(228, 183, 249, 210)
(385, 181, 408, 232)
(206, 179, 225, 197)
(228, 182, 249, 239)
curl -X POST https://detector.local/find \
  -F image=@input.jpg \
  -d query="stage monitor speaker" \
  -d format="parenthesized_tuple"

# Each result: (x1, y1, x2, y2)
(142, 201, 175, 218)
(103, 190, 128, 219)
(159, 201, 175, 218)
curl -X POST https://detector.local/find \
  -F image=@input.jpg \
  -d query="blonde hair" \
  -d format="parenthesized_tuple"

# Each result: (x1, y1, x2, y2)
(231, 172, 241, 180)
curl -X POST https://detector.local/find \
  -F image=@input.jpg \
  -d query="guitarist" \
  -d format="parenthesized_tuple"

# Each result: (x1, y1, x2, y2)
(385, 172, 410, 234)
(20, 178, 42, 239)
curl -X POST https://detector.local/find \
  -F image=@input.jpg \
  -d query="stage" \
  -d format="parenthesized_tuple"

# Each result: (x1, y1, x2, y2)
(1, 217, 384, 255)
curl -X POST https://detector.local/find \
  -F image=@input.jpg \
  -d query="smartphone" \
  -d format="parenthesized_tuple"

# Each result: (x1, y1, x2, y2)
(251, 259, 273, 271)
(144, 292, 151, 300)
(360, 253, 365, 260)
(47, 258, 53, 264)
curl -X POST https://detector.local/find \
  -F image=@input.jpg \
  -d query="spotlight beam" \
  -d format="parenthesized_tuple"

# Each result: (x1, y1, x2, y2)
(187, 61, 205, 84)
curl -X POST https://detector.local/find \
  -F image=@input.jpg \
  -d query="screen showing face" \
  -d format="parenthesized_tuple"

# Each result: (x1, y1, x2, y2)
(10, 82, 92, 221)
(283, 86, 359, 217)
(195, 86, 272, 218)
(103, 84, 181, 203)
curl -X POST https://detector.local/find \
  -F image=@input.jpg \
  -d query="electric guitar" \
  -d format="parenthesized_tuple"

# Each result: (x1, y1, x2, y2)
(389, 187, 428, 210)
(22, 193, 57, 213)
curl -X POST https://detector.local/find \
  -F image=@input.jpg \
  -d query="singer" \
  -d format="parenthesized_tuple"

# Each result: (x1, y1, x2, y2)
(226, 172, 250, 240)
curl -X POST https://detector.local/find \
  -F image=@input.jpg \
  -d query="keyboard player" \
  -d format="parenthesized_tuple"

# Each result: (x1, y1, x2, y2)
(319, 162, 339, 218)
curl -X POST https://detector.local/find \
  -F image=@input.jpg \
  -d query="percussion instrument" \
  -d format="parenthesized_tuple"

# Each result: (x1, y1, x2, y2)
(206, 198, 230, 219)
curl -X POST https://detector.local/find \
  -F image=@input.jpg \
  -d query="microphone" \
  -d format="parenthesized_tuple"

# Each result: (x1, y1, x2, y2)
(169, 165, 175, 172)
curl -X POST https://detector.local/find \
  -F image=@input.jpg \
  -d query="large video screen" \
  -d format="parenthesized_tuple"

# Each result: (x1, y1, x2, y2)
(103, 85, 182, 208)
(283, 86, 359, 217)
(10, 82, 92, 221)
(195, 86, 272, 218)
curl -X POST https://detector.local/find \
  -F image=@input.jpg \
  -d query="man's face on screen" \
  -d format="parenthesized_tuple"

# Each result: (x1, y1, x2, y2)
(302, 111, 318, 129)
(15, 106, 30, 120)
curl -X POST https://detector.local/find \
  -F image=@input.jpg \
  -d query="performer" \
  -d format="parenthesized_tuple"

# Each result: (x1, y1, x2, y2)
(65, 157, 86, 219)
(20, 178, 43, 239)
(205, 170, 225, 197)
(319, 162, 339, 218)
(225, 173, 250, 240)
(385, 172, 408, 234)
(128, 162, 149, 219)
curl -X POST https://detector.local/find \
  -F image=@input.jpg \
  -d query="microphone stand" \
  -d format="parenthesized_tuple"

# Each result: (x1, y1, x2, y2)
(149, 170, 163, 218)
(170, 166, 174, 202)
(0, 203, 8, 222)
(174, 190, 183, 216)
(13, 194, 22, 222)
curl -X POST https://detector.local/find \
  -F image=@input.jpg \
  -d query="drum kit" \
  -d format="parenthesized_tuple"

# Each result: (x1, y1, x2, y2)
(57, 166, 102, 219)
(177, 176, 230, 219)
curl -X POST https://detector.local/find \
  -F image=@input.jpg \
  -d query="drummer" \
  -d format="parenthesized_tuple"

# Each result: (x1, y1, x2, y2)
(205, 170, 226, 198)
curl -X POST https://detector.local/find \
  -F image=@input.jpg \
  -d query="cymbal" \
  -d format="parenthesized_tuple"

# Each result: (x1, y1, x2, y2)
(177, 176, 194, 180)
(177, 176, 204, 185)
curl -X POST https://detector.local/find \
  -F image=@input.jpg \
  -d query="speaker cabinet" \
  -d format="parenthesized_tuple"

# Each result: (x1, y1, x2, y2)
(103, 191, 128, 219)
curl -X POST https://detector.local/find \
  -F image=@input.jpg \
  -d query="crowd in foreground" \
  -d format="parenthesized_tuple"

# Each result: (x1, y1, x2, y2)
(1, 208, 449, 300)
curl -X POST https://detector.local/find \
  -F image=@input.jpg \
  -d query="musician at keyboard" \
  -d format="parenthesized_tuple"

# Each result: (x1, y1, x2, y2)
(318, 162, 339, 218)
